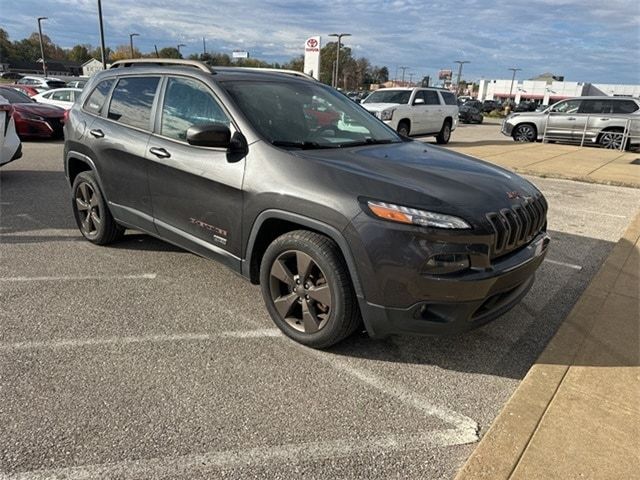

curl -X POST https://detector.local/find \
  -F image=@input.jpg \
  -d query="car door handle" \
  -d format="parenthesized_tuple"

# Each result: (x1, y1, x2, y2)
(89, 129, 104, 138)
(149, 147, 171, 159)
(567, 117, 576, 121)
(600, 118, 610, 121)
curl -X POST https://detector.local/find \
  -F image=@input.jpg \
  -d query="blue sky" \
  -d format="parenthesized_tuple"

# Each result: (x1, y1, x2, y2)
(3, 0, 640, 83)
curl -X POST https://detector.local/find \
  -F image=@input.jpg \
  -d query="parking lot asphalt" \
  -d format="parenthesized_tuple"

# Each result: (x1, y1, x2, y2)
(1, 137, 639, 479)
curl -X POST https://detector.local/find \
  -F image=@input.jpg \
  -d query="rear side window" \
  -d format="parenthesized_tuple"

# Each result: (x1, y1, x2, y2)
(46, 81, 67, 89)
(51, 90, 72, 102)
(84, 79, 115, 114)
(578, 99, 612, 114)
(423, 90, 440, 105)
(160, 77, 230, 141)
(611, 100, 639, 114)
(108, 77, 160, 130)
(440, 91, 457, 105)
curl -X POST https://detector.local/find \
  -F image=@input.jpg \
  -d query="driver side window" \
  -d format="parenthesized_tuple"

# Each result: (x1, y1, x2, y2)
(161, 77, 230, 142)
(551, 100, 581, 114)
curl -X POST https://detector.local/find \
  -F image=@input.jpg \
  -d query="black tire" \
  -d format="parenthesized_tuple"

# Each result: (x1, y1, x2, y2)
(397, 121, 410, 137)
(260, 230, 360, 348)
(71, 171, 124, 245)
(598, 128, 628, 150)
(477, 115, 484, 124)
(436, 119, 452, 144)
(512, 124, 537, 142)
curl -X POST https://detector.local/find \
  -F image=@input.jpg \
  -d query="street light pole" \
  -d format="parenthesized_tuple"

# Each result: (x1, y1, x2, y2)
(37, 17, 48, 77)
(399, 66, 408, 85)
(177, 43, 186, 57)
(97, 0, 107, 69)
(508, 67, 522, 102)
(329, 33, 351, 89)
(454, 60, 470, 95)
(129, 33, 139, 58)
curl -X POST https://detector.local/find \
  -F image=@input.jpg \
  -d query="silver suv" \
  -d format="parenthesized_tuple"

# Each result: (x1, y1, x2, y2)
(501, 96, 640, 149)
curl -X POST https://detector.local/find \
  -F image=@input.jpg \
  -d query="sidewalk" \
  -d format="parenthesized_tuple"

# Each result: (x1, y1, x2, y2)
(447, 142, 640, 188)
(455, 213, 640, 479)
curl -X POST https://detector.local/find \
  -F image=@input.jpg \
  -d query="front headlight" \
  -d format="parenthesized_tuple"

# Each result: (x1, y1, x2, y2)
(380, 109, 394, 121)
(367, 201, 471, 229)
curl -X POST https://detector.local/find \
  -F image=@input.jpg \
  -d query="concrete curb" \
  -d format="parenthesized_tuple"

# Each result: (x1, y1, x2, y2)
(455, 212, 640, 479)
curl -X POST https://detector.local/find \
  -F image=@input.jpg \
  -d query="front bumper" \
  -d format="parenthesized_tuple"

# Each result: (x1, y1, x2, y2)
(356, 231, 550, 338)
(501, 121, 514, 136)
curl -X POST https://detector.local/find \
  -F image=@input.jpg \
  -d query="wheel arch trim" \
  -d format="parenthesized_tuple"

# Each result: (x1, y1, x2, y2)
(242, 209, 365, 300)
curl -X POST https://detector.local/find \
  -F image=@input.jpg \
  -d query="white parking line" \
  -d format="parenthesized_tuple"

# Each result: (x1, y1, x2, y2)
(0, 328, 281, 352)
(299, 346, 479, 444)
(543, 258, 583, 271)
(3, 430, 469, 480)
(0, 273, 157, 282)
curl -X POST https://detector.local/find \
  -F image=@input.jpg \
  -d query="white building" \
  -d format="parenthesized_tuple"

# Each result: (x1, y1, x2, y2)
(82, 58, 110, 77)
(477, 79, 640, 105)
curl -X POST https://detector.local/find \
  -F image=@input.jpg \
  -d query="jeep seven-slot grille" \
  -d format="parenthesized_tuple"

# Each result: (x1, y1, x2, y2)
(486, 195, 547, 257)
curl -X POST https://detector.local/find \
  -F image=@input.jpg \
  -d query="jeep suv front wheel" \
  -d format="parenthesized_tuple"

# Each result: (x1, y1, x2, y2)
(260, 230, 360, 348)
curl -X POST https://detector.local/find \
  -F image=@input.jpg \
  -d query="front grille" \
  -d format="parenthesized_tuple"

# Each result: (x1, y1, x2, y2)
(486, 194, 547, 257)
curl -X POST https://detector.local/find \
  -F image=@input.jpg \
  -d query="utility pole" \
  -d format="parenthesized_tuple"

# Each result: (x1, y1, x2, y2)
(329, 33, 351, 88)
(399, 66, 408, 85)
(202, 37, 207, 56)
(508, 67, 522, 102)
(97, 0, 107, 69)
(129, 33, 139, 58)
(454, 60, 470, 94)
(154, 45, 159, 58)
(37, 17, 48, 77)
(408, 72, 414, 85)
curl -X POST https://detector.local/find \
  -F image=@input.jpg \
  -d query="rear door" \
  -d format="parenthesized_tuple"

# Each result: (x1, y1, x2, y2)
(83, 75, 160, 232)
(146, 76, 245, 269)
(577, 99, 614, 142)
(423, 90, 443, 133)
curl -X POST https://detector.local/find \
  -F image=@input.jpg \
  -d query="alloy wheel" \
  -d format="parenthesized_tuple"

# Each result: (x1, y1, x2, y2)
(269, 250, 332, 334)
(75, 182, 101, 236)
(514, 125, 535, 142)
(600, 131, 623, 149)
(443, 124, 451, 141)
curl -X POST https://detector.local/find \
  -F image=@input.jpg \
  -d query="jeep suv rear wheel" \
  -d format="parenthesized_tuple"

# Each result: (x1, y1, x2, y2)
(260, 230, 360, 348)
(71, 171, 124, 245)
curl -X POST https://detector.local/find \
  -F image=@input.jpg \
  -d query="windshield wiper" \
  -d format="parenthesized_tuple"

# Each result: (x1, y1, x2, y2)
(336, 138, 400, 148)
(271, 140, 335, 150)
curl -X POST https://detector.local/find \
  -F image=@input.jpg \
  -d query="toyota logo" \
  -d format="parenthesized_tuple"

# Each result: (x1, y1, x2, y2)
(307, 38, 318, 48)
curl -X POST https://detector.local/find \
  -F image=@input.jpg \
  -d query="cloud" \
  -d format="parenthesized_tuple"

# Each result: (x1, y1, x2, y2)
(3, 0, 639, 83)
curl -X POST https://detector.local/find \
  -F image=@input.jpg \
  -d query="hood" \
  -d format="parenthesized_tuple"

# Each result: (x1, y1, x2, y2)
(361, 102, 402, 113)
(292, 140, 540, 222)
(12, 102, 65, 117)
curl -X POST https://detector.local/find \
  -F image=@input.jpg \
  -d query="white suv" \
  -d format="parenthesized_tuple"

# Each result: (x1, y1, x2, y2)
(15, 76, 67, 92)
(362, 87, 458, 143)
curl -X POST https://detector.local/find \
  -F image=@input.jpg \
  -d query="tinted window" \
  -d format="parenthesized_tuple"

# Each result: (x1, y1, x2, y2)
(84, 79, 115, 114)
(423, 90, 440, 105)
(612, 100, 639, 114)
(0, 88, 33, 103)
(440, 91, 457, 105)
(46, 81, 67, 89)
(108, 77, 159, 130)
(578, 99, 612, 114)
(161, 77, 229, 141)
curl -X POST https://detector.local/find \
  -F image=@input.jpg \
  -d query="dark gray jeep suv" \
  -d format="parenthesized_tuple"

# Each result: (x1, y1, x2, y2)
(64, 59, 550, 348)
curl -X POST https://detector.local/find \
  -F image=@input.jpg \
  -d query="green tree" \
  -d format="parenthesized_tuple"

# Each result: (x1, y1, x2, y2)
(0, 28, 15, 63)
(158, 47, 181, 59)
(68, 44, 92, 63)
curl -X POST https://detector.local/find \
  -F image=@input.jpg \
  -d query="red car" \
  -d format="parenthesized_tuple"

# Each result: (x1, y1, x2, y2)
(7, 84, 40, 97)
(0, 86, 65, 139)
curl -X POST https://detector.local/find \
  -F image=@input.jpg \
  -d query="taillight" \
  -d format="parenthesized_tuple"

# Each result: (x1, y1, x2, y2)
(62, 109, 70, 124)
(0, 103, 12, 114)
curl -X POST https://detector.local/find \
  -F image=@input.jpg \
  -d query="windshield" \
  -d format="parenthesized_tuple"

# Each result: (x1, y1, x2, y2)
(0, 88, 34, 104)
(362, 90, 411, 105)
(222, 80, 401, 149)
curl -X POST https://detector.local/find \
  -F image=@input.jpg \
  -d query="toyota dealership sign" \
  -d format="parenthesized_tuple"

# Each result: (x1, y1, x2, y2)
(303, 36, 321, 80)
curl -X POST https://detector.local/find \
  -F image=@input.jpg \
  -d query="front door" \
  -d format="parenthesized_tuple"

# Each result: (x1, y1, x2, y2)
(146, 76, 245, 269)
(545, 99, 582, 141)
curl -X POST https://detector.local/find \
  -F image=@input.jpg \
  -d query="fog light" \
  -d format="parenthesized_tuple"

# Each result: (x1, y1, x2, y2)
(422, 254, 470, 274)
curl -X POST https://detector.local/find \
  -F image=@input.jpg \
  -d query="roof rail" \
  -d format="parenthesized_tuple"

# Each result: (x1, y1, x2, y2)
(214, 66, 316, 81)
(109, 58, 211, 73)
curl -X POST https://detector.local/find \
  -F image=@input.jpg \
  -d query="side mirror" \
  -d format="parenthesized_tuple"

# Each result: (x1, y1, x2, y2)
(186, 123, 231, 148)
(413, 98, 425, 105)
